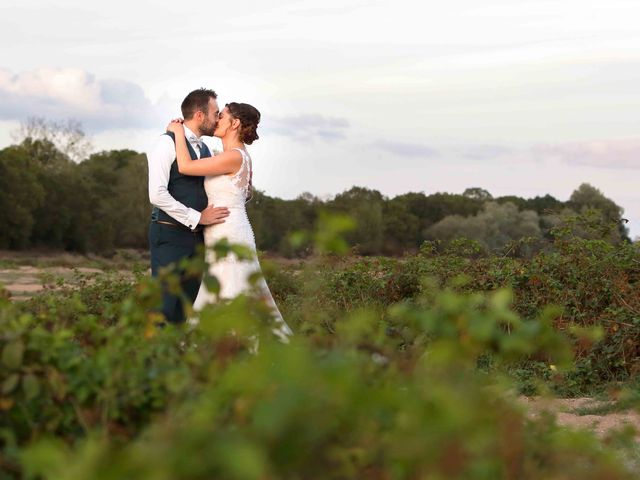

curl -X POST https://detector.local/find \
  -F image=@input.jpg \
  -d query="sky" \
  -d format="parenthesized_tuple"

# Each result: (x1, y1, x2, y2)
(0, 0, 638, 238)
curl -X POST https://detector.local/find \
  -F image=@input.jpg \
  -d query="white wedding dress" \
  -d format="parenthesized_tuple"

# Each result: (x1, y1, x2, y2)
(192, 147, 293, 342)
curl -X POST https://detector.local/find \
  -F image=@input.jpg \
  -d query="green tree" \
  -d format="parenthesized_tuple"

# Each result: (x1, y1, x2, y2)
(247, 190, 319, 256)
(382, 197, 421, 254)
(78, 149, 149, 253)
(0, 145, 45, 248)
(426, 201, 542, 251)
(463, 187, 493, 201)
(329, 187, 385, 255)
(568, 183, 629, 242)
(421, 192, 484, 227)
(111, 152, 151, 248)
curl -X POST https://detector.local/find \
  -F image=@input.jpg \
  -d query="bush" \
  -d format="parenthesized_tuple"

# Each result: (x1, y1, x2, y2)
(279, 236, 640, 394)
(0, 241, 638, 478)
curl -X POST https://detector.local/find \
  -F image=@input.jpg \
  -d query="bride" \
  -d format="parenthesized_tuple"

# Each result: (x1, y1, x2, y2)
(166, 102, 292, 343)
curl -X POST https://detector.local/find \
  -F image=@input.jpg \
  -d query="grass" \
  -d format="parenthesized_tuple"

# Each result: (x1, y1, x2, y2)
(572, 387, 640, 416)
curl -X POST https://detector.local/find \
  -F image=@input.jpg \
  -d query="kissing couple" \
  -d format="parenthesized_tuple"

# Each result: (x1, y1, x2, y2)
(147, 88, 292, 342)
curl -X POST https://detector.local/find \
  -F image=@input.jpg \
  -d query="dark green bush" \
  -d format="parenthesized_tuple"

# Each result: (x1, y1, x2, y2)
(279, 236, 639, 394)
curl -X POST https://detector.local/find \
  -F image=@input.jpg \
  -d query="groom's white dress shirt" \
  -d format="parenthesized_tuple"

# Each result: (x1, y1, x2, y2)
(147, 125, 204, 230)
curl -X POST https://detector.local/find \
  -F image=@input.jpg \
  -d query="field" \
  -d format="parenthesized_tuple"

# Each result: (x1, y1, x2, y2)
(1, 235, 639, 479)
(0, 250, 146, 301)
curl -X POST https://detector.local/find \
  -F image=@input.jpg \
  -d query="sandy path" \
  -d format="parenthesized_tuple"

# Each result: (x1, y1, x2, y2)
(0, 265, 132, 301)
(520, 396, 640, 439)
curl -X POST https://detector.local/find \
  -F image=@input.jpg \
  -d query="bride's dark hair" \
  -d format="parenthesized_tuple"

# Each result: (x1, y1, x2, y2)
(226, 102, 260, 145)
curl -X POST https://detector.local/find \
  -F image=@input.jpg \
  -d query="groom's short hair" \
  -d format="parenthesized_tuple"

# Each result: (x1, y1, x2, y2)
(181, 88, 218, 120)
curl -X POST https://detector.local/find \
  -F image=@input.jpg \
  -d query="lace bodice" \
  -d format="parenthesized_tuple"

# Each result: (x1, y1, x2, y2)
(203, 147, 252, 208)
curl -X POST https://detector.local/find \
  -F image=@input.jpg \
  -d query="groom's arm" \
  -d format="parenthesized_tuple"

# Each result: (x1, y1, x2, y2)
(147, 134, 202, 229)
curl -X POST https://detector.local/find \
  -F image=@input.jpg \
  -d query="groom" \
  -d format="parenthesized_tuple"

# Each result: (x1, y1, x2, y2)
(147, 88, 229, 324)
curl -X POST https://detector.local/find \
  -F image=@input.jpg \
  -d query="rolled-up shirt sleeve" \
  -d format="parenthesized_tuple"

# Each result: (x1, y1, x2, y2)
(147, 135, 202, 229)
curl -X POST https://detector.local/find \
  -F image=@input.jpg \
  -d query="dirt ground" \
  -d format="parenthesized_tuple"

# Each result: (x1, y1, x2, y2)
(0, 249, 145, 300)
(0, 265, 105, 300)
(520, 396, 640, 439)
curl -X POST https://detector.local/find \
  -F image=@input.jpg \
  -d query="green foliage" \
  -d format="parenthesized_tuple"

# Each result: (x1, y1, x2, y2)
(279, 234, 639, 395)
(0, 218, 638, 478)
(426, 202, 543, 252)
(463, 187, 493, 201)
(0, 141, 149, 254)
(248, 191, 319, 257)
(0, 145, 45, 248)
(329, 187, 385, 255)
(0, 271, 634, 478)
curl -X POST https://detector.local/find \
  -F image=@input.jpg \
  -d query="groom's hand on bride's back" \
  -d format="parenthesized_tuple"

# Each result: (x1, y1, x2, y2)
(200, 205, 230, 225)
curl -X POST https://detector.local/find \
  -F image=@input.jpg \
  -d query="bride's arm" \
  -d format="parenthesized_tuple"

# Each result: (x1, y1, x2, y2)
(166, 122, 242, 176)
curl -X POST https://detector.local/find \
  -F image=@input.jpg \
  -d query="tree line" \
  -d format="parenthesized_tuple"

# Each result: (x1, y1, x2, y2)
(0, 123, 630, 256)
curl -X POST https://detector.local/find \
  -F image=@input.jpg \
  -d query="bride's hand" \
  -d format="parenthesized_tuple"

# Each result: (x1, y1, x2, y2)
(166, 118, 185, 134)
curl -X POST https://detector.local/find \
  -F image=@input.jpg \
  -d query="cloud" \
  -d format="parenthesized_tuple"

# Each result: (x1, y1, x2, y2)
(441, 140, 640, 169)
(533, 139, 640, 169)
(373, 140, 440, 158)
(462, 144, 515, 160)
(263, 114, 350, 141)
(289, 0, 382, 17)
(0, 68, 164, 131)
